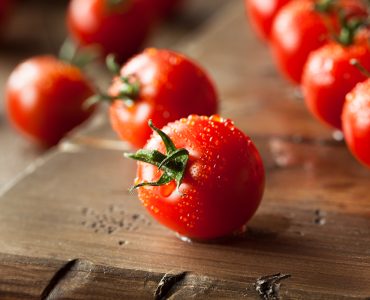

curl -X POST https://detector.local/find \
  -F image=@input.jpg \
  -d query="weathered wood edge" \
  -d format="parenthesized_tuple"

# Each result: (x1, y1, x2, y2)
(0, 253, 364, 300)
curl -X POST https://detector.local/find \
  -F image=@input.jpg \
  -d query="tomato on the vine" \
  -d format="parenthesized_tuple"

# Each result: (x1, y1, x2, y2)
(107, 48, 218, 149)
(6, 56, 95, 147)
(244, 0, 291, 41)
(302, 30, 370, 129)
(67, 0, 155, 63)
(126, 115, 265, 240)
(342, 78, 370, 168)
(270, 0, 368, 84)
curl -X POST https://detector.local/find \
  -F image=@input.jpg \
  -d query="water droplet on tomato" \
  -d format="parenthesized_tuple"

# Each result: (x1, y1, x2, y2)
(160, 180, 176, 197)
(223, 119, 234, 127)
(209, 114, 222, 122)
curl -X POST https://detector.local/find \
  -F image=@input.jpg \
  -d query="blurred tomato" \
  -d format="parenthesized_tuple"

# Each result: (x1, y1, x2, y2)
(303, 30, 370, 129)
(342, 78, 370, 167)
(6, 56, 95, 147)
(270, 0, 368, 84)
(67, 0, 155, 63)
(244, 0, 291, 41)
(108, 48, 218, 148)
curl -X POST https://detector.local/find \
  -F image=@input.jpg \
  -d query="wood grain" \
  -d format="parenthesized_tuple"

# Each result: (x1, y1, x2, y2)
(0, 1, 369, 299)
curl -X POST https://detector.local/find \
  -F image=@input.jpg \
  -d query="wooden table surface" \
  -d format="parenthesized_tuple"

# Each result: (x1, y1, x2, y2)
(1, 1, 370, 299)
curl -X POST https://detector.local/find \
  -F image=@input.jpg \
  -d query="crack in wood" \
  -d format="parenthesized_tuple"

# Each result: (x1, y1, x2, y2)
(40, 258, 79, 300)
(154, 271, 188, 300)
(254, 273, 291, 300)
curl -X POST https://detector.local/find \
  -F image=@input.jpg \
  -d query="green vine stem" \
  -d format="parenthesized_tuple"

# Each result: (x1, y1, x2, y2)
(125, 120, 189, 191)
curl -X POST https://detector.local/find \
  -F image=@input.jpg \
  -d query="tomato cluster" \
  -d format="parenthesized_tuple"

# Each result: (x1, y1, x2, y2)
(107, 49, 265, 240)
(4, 1, 266, 240)
(108, 48, 218, 148)
(244, 0, 370, 168)
(5, 0, 184, 147)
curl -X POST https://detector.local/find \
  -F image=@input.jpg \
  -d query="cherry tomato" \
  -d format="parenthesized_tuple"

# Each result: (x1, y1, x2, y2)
(108, 48, 218, 149)
(270, 0, 368, 84)
(126, 115, 265, 240)
(6, 56, 95, 147)
(302, 30, 370, 129)
(342, 78, 370, 167)
(67, 0, 154, 63)
(244, 0, 291, 41)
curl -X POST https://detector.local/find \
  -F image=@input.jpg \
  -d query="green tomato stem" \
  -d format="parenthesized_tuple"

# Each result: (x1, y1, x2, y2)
(125, 120, 189, 190)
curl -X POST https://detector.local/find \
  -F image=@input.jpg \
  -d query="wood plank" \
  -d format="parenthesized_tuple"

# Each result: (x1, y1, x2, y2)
(0, 1, 369, 299)
(0, 141, 369, 298)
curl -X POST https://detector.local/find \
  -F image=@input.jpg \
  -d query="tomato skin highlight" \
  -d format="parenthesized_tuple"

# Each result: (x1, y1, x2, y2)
(302, 32, 370, 129)
(109, 48, 218, 149)
(134, 115, 265, 240)
(244, 0, 291, 41)
(342, 79, 370, 168)
(67, 0, 154, 63)
(6, 56, 95, 147)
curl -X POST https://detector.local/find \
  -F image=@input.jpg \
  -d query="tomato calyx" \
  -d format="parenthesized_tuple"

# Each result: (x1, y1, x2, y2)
(84, 54, 140, 108)
(83, 76, 139, 108)
(335, 15, 368, 46)
(314, 0, 369, 46)
(112, 76, 140, 102)
(314, 0, 335, 13)
(125, 120, 189, 191)
(105, 54, 141, 103)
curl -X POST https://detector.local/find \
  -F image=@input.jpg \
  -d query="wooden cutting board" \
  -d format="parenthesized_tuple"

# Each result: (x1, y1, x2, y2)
(1, 1, 369, 299)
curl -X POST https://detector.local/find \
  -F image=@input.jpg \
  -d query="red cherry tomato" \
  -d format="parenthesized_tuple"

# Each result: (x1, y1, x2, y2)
(270, 0, 368, 84)
(108, 48, 218, 149)
(126, 115, 265, 240)
(6, 56, 95, 147)
(342, 78, 370, 167)
(244, 0, 291, 41)
(67, 0, 154, 63)
(302, 31, 370, 129)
